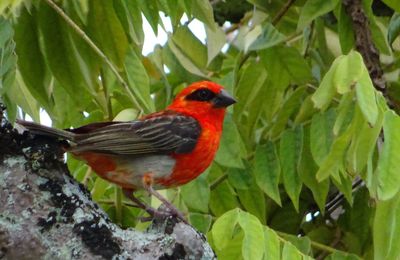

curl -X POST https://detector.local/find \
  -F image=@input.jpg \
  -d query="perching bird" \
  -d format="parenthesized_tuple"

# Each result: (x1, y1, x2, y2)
(17, 81, 236, 222)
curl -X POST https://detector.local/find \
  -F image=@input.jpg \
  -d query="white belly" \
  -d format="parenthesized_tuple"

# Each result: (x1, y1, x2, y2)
(104, 155, 176, 189)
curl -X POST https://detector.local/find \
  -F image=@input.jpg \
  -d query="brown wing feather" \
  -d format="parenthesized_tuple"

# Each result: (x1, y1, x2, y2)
(68, 111, 201, 156)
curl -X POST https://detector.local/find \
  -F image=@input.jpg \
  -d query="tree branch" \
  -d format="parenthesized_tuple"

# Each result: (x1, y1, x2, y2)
(342, 0, 386, 93)
(0, 113, 215, 259)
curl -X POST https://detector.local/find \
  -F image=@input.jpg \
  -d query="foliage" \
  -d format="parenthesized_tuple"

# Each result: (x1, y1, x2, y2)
(1, 0, 400, 259)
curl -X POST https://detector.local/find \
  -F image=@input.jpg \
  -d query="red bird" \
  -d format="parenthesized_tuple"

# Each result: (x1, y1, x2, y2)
(18, 81, 236, 221)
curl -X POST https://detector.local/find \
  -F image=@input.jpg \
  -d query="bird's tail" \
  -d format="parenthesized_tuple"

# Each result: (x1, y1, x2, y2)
(16, 120, 76, 142)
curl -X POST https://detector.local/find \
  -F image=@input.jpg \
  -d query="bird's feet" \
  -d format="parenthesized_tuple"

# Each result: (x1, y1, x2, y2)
(123, 188, 188, 224)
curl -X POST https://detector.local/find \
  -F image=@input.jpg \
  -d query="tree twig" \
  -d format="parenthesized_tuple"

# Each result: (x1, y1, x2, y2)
(44, 0, 144, 113)
(342, 0, 386, 93)
(272, 0, 297, 26)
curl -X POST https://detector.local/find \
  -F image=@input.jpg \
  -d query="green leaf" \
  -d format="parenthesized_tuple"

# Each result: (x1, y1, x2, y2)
(362, 0, 391, 55)
(247, 23, 285, 51)
(337, 4, 355, 54)
(269, 204, 303, 234)
(374, 192, 400, 260)
(124, 49, 154, 112)
(181, 175, 210, 213)
(13, 8, 49, 108)
(237, 184, 266, 223)
(7, 72, 40, 122)
(216, 230, 244, 259)
(316, 127, 353, 181)
(38, 2, 93, 105)
(163, 0, 184, 27)
(234, 60, 267, 117)
(375, 111, 400, 200)
(209, 181, 239, 216)
(120, 205, 140, 228)
(162, 44, 199, 82)
(191, 0, 216, 30)
(347, 106, 383, 175)
(280, 127, 303, 211)
(171, 26, 208, 70)
(0, 0, 24, 16)
(138, 0, 159, 34)
(168, 26, 207, 76)
(228, 168, 252, 190)
(388, 13, 400, 48)
(91, 177, 111, 201)
(205, 24, 226, 65)
(269, 86, 307, 139)
(281, 234, 312, 256)
(299, 126, 329, 213)
(263, 227, 281, 260)
(2, 95, 17, 122)
(211, 208, 240, 251)
(238, 211, 265, 260)
(189, 213, 212, 233)
(113, 108, 138, 121)
(88, 0, 129, 68)
(356, 68, 378, 125)
(382, 0, 400, 15)
(282, 242, 302, 260)
(117, 0, 145, 46)
(310, 110, 336, 165)
(341, 187, 372, 247)
(333, 93, 355, 136)
(333, 51, 364, 94)
(326, 251, 362, 260)
(335, 171, 354, 205)
(312, 56, 344, 110)
(260, 46, 313, 85)
(215, 116, 245, 168)
(253, 142, 281, 205)
(0, 18, 15, 98)
(298, 0, 340, 29)
(294, 95, 318, 124)
(50, 81, 85, 127)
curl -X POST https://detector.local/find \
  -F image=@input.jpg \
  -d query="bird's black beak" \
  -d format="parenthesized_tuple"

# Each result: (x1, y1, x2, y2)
(212, 89, 237, 108)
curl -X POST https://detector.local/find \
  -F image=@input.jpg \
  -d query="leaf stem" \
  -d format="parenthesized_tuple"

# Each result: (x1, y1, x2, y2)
(44, 0, 143, 113)
(99, 199, 138, 208)
(100, 69, 113, 120)
(82, 167, 92, 186)
(115, 187, 123, 224)
(272, 0, 297, 26)
(276, 231, 339, 254)
(210, 174, 228, 190)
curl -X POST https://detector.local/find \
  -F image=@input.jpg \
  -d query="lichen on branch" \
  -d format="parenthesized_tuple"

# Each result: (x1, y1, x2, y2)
(0, 112, 215, 260)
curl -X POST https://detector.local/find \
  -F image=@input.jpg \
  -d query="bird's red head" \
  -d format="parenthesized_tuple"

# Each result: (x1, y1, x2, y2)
(167, 81, 236, 124)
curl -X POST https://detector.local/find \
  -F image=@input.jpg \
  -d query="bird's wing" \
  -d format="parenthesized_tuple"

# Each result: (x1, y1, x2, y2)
(68, 111, 201, 155)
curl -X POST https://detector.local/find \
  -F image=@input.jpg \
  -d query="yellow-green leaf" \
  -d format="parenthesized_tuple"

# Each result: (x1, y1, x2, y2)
(333, 51, 364, 94)
(211, 208, 240, 251)
(282, 242, 302, 260)
(375, 111, 400, 200)
(298, 0, 340, 29)
(355, 68, 378, 125)
(238, 211, 265, 260)
(263, 227, 281, 260)
(312, 56, 344, 110)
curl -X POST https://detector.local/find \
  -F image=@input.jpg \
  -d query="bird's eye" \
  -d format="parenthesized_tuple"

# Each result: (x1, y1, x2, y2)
(197, 89, 213, 100)
(186, 88, 216, 102)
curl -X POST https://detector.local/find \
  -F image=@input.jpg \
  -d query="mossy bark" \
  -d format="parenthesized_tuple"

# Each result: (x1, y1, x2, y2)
(0, 113, 215, 260)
